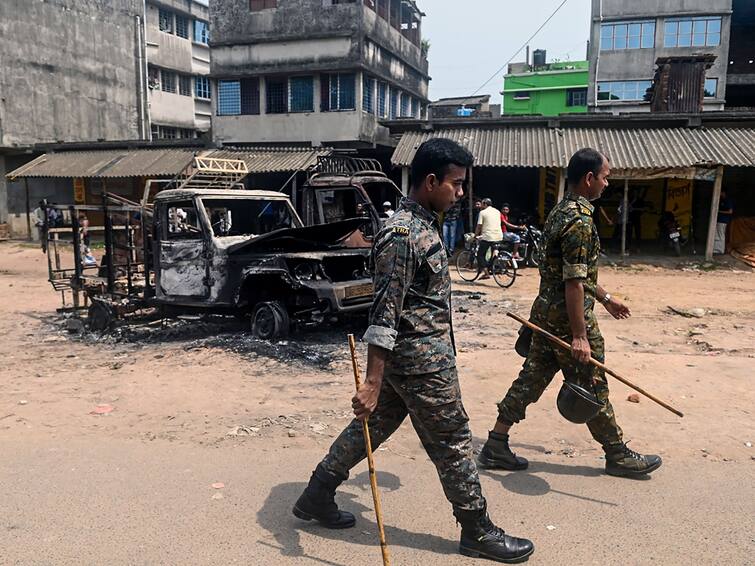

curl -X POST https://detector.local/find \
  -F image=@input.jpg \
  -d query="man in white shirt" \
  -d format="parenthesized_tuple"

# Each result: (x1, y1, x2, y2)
(475, 198, 503, 279)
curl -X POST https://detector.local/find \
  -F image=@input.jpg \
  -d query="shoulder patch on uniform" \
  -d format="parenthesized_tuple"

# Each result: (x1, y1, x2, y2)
(391, 226, 410, 236)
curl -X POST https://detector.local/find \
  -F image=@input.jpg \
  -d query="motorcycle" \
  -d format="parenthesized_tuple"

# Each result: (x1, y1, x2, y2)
(498, 225, 542, 267)
(658, 211, 687, 256)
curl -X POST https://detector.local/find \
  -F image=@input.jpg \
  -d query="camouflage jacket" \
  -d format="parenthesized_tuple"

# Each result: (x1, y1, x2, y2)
(531, 192, 600, 327)
(363, 197, 456, 374)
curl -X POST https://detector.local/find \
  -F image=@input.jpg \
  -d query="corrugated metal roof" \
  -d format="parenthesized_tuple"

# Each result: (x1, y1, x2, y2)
(7, 149, 198, 179)
(391, 127, 755, 169)
(208, 147, 332, 173)
(7, 147, 334, 179)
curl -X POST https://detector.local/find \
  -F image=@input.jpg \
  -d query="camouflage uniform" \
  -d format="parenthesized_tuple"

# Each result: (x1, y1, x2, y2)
(320, 197, 486, 515)
(497, 192, 624, 449)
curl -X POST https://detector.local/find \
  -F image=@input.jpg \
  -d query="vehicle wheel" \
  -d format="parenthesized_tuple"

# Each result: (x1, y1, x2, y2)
(251, 300, 290, 340)
(88, 301, 114, 332)
(492, 255, 517, 288)
(456, 250, 479, 281)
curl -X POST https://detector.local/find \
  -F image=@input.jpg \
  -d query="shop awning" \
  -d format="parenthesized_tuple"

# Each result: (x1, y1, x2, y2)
(7, 147, 333, 180)
(391, 126, 755, 170)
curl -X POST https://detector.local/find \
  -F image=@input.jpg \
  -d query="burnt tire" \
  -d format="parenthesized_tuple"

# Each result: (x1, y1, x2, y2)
(88, 301, 114, 332)
(251, 301, 290, 340)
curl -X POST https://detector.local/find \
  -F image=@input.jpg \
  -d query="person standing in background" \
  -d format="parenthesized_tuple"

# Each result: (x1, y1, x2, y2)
(443, 200, 462, 255)
(714, 189, 734, 254)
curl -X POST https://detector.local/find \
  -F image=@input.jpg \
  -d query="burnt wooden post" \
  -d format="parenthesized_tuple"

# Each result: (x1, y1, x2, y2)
(103, 201, 115, 295)
(70, 206, 83, 309)
(621, 179, 629, 259)
(24, 178, 32, 241)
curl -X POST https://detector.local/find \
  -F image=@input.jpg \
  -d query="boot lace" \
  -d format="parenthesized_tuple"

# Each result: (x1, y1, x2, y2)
(621, 441, 644, 462)
(480, 514, 507, 539)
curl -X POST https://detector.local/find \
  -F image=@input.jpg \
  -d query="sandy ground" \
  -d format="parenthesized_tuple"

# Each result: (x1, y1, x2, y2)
(0, 241, 754, 565)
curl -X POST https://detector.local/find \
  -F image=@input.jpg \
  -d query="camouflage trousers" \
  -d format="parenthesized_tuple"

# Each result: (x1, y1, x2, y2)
(497, 313, 624, 449)
(321, 367, 486, 514)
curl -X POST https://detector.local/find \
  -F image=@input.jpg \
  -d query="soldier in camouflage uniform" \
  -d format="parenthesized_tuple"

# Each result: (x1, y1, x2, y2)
(293, 138, 534, 563)
(478, 148, 662, 478)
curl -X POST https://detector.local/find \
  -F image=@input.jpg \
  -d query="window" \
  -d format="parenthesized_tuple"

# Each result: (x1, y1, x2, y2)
(240, 78, 261, 115)
(217, 80, 241, 115)
(179, 75, 191, 96)
(362, 75, 375, 114)
(601, 21, 655, 51)
(289, 76, 314, 112)
(566, 88, 588, 107)
(399, 92, 410, 117)
(513, 91, 530, 100)
(194, 20, 209, 44)
(175, 15, 189, 39)
(166, 201, 201, 239)
(410, 97, 419, 118)
(161, 126, 178, 139)
(322, 73, 356, 111)
(195, 76, 211, 99)
(148, 65, 160, 89)
(150, 124, 159, 139)
(159, 9, 173, 33)
(161, 70, 176, 93)
(664, 17, 721, 48)
(202, 198, 297, 237)
(597, 81, 652, 101)
(266, 77, 288, 114)
(377, 82, 387, 117)
(389, 88, 398, 119)
(704, 78, 718, 98)
(250, 0, 277, 11)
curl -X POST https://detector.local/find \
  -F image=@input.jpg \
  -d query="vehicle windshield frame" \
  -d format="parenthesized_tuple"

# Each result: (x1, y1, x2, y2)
(198, 196, 303, 238)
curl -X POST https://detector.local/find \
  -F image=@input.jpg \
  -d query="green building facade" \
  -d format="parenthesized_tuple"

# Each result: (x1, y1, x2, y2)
(503, 61, 589, 116)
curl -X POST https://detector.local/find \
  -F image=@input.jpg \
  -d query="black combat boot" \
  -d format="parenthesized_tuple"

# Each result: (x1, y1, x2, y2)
(478, 431, 529, 471)
(456, 508, 534, 563)
(604, 443, 662, 477)
(292, 464, 356, 529)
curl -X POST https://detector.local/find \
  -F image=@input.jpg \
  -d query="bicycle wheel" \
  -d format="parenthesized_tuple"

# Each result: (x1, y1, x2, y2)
(456, 249, 479, 281)
(492, 255, 517, 288)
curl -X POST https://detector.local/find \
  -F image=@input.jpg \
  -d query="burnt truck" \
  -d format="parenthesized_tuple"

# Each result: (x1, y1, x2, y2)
(41, 184, 374, 340)
(152, 188, 373, 338)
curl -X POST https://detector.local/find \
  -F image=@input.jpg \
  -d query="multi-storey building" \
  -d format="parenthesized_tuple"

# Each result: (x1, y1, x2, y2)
(503, 55, 589, 116)
(726, 0, 755, 108)
(588, 0, 732, 113)
(0, 0, 211, 237)
(210, 0, 429, 149)
(145, 0, 212, 139)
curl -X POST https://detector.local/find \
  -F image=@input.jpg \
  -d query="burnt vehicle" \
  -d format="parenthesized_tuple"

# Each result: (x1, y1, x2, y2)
(39, 184, 373, 340)
(292, 156, 403, 248)
(153, 189, 372, 338)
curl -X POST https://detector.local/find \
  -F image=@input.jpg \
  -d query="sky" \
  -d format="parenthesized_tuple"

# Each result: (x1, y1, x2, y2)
(422, 0, 592, 104)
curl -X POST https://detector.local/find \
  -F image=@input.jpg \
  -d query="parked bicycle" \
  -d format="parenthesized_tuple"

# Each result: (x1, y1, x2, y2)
(456, 234, 517, 288)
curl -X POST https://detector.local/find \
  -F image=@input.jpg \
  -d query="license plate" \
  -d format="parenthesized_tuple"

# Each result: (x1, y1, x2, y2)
(345, 283, 373, 299)
(669, 232, 680, 239)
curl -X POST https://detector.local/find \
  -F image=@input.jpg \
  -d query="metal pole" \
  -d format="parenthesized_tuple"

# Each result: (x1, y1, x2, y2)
(705, 166, 724, 260)
(103, 202, 115, 295)
(621, 179, 628, 259)
(70, 207, 82, 309)
(467, 166, 474, 232)
(24, 178, 32, 241)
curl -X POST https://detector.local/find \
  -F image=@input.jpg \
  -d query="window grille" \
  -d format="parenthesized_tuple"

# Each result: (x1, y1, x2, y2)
(250, 0, 277, 11)
(240, 78, 261, 115)
(289, 76, 314, 112)
(389, 88, 398, 119)
(195, 76, 211, 99)
(161, 70, 176, 93)
(148, 65, 160, 89)
(266, 78, 288, 114)
(410, 97, 418, 118)
(159, 9, 173, 33)
(597, 81, 652, 101)
(161, 126, 178, 139)
(566, 88, 587, 107)
(322, 73, 356, 111)
(664, 17, 721, 48)
(377, 82, 387, 117)
(600, 21, 655, 50)
(179, 75, 191, 96)
(175, 15, 189, 39)
(194, 20, 209, 44)
(362, 75, 375, 114)
(217, 80, 241, 115)
(400, 93, 411, 117)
